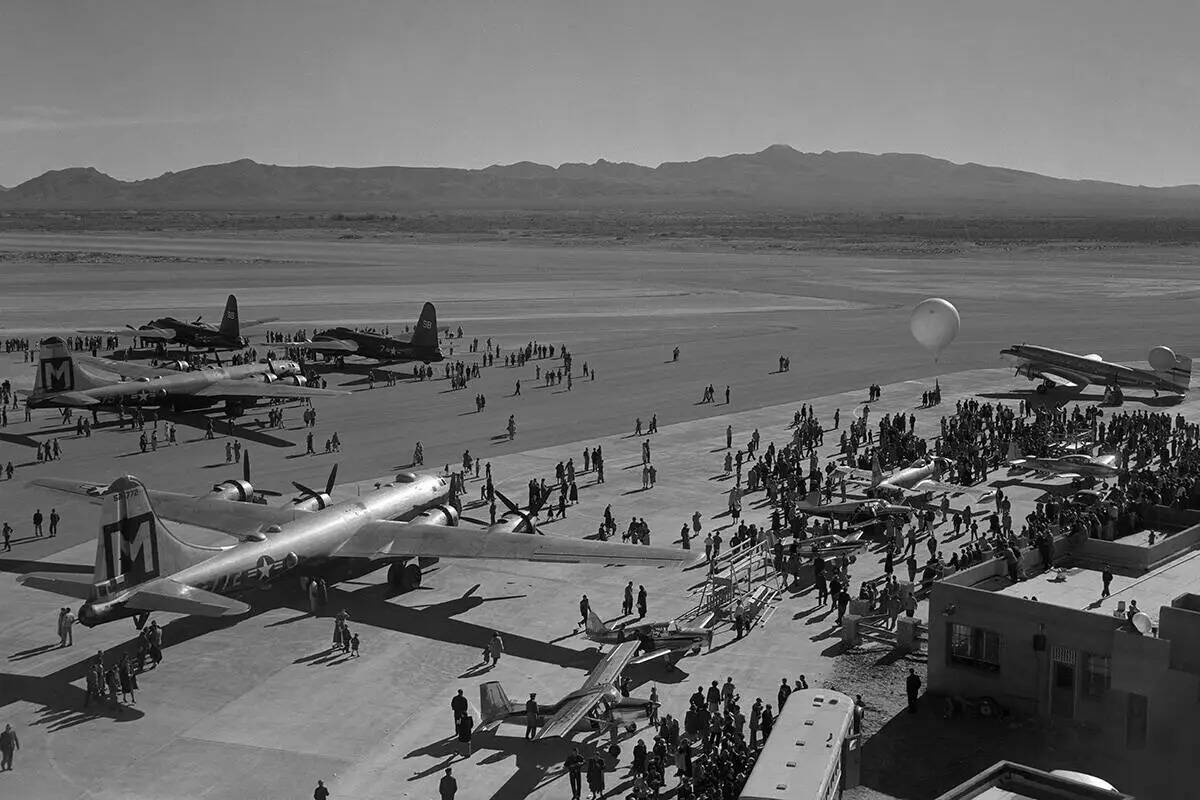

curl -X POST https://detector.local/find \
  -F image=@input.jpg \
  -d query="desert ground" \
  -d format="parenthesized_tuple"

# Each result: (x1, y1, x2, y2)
(1, 233, 1198, 800)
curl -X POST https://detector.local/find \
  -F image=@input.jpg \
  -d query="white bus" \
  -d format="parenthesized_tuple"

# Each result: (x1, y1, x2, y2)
(739, 689, 860, 800)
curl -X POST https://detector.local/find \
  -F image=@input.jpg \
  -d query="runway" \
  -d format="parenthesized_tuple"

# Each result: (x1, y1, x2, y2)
(1, 233, 1198, 799)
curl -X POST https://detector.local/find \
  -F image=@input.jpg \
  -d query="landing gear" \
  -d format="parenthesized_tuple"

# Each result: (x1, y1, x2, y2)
(388, 561, 423, 592)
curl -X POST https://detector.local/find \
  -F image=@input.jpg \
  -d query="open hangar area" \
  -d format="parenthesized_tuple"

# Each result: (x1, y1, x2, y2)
(2, 233, 1200, 800)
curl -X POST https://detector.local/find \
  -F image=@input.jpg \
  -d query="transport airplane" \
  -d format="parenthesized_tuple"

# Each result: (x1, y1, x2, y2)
(25, 336, 344, 416)
(284, 302, 444, 365)
(82, 294, 276, 352)
(1001, 343, 1192, 396)
(19, 473, 693, 629)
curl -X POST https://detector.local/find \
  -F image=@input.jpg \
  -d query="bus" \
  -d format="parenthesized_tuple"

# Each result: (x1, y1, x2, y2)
(739, 689, 860, 800)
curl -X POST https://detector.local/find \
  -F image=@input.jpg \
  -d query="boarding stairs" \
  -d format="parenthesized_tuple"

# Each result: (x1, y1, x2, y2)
(679, 540, 785, 630)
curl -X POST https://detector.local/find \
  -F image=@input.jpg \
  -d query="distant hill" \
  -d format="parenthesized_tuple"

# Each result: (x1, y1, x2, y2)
(3, 145, 1200, 214)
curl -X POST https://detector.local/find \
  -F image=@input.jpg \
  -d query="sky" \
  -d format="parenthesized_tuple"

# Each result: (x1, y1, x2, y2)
(1, 0, 1198, 188)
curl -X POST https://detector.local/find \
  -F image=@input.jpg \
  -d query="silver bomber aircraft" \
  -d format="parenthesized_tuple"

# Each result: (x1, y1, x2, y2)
(18, 473, 693, 629)
(1001, 343, 1192, 396)
(25, 336, 346, 416)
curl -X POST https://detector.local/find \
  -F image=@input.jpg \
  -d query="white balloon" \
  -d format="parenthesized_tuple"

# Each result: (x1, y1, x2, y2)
(910, 298, 960, 360)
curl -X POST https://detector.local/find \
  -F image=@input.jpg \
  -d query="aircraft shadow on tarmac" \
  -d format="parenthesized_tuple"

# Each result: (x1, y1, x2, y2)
(977, 388, 1181, 409)
(0, 431, 44, 449)
(0, 558, 92, 577)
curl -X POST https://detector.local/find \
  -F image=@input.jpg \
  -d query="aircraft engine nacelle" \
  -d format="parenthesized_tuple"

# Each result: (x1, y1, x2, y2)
(210, 479, 255, 502)
(293, 493, 333, 511)
(260, 373, 280, 383)
(279, 375, 307, 386)
(414, 504, 459, 527)
(1015, 365, 1039, 380)
(165, 360, 191, 372)
(488, 515, 524, 535)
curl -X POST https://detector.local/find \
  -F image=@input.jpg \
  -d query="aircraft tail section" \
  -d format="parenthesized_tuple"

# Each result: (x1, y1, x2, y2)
(93, 476, 211, 592)
(218, 294, 240, 340)
(479, 681, 517, 729)
(1149, 346, 1192, 393)
(32, 336, 104, 400)
(585, 607, 612, 639)
(410, 302, 439, 351)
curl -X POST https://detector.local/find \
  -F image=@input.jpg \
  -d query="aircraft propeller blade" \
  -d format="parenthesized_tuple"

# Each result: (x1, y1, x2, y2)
(242, 451, 282, 497)
(291, 480, 317, 497)
(494, 488, 546, 535)
(324, 463, 338, 495)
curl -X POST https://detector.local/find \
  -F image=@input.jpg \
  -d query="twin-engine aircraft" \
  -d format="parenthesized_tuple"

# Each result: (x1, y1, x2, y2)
(479, 640, 653, 740)
(1001, 343, 1192, 396)
(284, 302, 445, 365)
(793, 489, 912, 529)
(583, 608, 715, 668)
(19, 469, 692, 630)
(82, 294, 277, 352)
(25, 336, 344, 416)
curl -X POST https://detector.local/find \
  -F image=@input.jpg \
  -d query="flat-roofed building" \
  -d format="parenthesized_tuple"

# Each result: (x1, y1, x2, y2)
(934, 761, 1132, 800)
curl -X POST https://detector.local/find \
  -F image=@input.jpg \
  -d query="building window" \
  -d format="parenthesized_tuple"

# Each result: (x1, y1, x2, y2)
(1084, 653, 1111, 697)
(948, 623, 1001, 671)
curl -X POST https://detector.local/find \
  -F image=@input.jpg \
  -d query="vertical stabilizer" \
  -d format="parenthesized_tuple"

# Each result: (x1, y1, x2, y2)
(585, 608, 611, 639)
(33, 336, 97, 396)
(410, 302, 439, 350)
(94, 476, 206, 591)
(218, 294, 240, 340)
(870, 453, 884, 486)
(479, 681, 516, 728)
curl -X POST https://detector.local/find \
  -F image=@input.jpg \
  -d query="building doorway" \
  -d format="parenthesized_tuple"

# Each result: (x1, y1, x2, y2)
(1050, 646, 1076, 719)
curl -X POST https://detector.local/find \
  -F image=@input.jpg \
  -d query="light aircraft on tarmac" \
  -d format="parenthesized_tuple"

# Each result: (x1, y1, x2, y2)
(19, 471, 693, 630)
(583, 608, 715, 668)
(837, 454, 995, 503)
(1006, 442, 1121, 483)
(81, 294, 277, 352)
(283, 302, 444, 365)
(1001, 343, 1192, 396)
(479, 640, 653, 740)
(793, 489, 913, 529)
(24, 336, 345, 417)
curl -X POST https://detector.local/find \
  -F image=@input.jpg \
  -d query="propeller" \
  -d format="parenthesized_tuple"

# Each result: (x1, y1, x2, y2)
(494, 487, 549, 535)
(243, 451, 282, 497)
(292, 463, 339, 507)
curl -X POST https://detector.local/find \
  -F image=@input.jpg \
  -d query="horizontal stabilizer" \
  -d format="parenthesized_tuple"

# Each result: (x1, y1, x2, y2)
(30, 477, 111, 501)
(125, 579, 251, 618)
(18, 572, 97, 600)
(43, 391, 101, 407)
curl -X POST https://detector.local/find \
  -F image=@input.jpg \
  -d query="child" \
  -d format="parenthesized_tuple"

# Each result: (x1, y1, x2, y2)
(350, 633, 360, 657)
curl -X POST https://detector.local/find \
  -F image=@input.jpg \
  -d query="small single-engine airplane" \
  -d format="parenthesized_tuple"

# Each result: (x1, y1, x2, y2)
(81, 294, 277, 352)
(784, 530, 869, 560)
(19, 472, 693, 630)
(1006, 442, 1120, 483)
(479, 641, 653, 740)
(283, 302, 444, 365)
(1001, 343, 1192, 396)
(25, 336, 345, 416)
(837, 455, 995, 503)
(793, 489, 913, 529)
(583, 608, 715, 667)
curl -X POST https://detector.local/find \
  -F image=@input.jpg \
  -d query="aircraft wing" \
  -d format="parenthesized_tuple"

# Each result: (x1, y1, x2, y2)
(282, 339, 360, 354)
(581, 640, 641, 690)
(912, 479, 992, 499)
(241, 317, 280, 329)
(190, 380, 351, 399)
(74, 355, 170, 379)
(630, 647, 681, 666)
(128, 328, 176, 342)
(834, 467, 874, 485)
(38, 391, 101, 407)
(1029, 367, 1089, 389)
(125, 579, 251, 617)
(18, 572, 97, 600)
(29, 479, 302, 534)
(536, 693, 605, 740)
(333, 522, 694, 567)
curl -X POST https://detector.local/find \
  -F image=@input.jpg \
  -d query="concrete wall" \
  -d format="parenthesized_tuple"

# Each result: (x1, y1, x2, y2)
(1160, 594, 1200, 674)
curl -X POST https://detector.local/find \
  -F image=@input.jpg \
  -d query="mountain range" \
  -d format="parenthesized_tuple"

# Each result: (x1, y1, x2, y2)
(3, 145, 1200, 214)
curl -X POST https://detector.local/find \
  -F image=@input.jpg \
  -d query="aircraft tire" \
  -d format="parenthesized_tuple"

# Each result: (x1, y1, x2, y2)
(403, 562, 423, 590)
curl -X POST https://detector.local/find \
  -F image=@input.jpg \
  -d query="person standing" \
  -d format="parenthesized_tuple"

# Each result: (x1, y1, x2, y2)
(525, 693, 540, 739)
(0, 723, 18, 771)
(749, 698, 763, 748)
(623, 581, 634, 616)
(456, 710, 474, 756)
(451, 689, 468, 735)
(49, 508, 59, 537)
(636, 585, 648, 619)
(313, 779, 330, 800)
(439, 767, 458, 800)
(565, 748, 585, 800)
(488, 630, 504, 666)
(905, 668, 922, 713)
(1101, 564, 1113, 598)
(578, 595, 590, 627)
(58, 607, 75, 647)
(32, 509, 43, 537)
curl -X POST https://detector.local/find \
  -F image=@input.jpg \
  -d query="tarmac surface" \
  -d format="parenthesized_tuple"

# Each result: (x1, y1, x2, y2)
(2, 234, 1200, 799)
